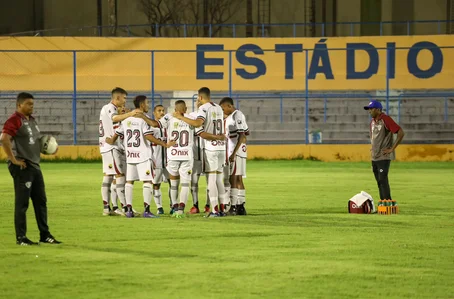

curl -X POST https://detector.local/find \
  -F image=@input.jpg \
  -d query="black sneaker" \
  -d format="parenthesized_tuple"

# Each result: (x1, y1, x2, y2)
(236, 204, 247, 216)
(39, 235, 61, 244)
(17, 237, 38, 246)
(228, 205, 237, 216)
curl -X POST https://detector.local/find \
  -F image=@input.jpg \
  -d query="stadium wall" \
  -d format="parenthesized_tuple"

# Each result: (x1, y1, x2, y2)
(0, 35, 453, 91)
(1, 145, 453, 162)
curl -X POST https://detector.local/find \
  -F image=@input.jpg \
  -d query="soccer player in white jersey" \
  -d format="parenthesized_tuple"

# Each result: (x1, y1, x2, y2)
(110, 105, 128, 215)
(173, 87, 228, 217)
(164, 100, 225, 218)
(107, 96, 174, 218)
(149, 105, 168, 215)
(99, 87, 141, 216)
(220, 97, 250, 215)
(188, 102, 204, 214)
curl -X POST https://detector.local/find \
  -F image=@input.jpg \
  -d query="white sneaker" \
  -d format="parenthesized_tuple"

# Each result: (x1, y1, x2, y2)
(133, 209, 141, 217)
(102, 208, 111, 216)
(113, 208, 125, 216)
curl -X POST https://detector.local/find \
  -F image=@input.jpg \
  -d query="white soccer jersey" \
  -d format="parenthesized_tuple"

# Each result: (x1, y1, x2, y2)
(164, 114, 194, 161)
(226, 110, 249, 158)
(189, 112, 203, 161)
(99, 102, 119, 153)
(113, 122, 125, 153)
(115, 117, 154, 164)
(195, 102, 225, 151)
(151, 124, 167, 169)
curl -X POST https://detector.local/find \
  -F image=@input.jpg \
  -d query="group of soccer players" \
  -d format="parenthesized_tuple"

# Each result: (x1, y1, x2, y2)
(98, 87, 249, 218)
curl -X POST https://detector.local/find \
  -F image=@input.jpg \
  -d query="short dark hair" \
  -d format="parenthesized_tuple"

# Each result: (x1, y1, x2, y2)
(154, 104, 164, 111)
(17, 92, 34, 105)
(198, 87, 210, 98)
(111, 87, 128, 96)
(220, 97, 234, 106)
(175, 100, 186, 106)
(134, 95, 147, 108)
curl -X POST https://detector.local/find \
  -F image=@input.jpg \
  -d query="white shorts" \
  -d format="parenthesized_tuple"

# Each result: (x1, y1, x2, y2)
(203, 150, 225, 173)
(193, 160, 203, 175)
(101, 149, 125, 175)
(230, 156, 246, 176)
(167, 160, 193, 182)
(152, 168, 169, 185)
(126, 159, 154, 182)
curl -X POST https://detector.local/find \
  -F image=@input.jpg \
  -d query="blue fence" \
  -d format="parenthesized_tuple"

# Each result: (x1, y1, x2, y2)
(0, 47, 453, 145)
(5, 20, 454, 37)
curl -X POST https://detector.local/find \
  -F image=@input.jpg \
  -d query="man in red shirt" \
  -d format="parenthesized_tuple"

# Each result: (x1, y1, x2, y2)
(1, 92, 61, 245)
(364, 100, 405, 202)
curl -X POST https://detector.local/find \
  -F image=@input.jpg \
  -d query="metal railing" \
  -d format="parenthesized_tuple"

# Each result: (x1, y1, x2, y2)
(0, 47, 453, 145)
(4, 20, 454, 38)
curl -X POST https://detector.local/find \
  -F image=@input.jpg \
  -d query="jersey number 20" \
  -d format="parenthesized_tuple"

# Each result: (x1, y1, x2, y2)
(171, 130, 189, 147)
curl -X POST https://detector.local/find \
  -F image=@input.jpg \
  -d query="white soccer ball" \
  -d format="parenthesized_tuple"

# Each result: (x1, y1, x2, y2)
(40, 135, 58, 155)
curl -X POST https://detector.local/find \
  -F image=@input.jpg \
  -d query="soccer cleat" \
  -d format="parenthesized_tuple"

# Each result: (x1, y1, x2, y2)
(189, 206, 200, 214)
(39, 235, 61, 244)
(16, 237, 38, 246)
(102, 208, 111, 216)
(143, 211, 158, 218)
(157, 207, 164, 215)
(175, 211, 185, 219)
(204, 205, 210, 213)
(169, 204, 179, 215)
(125, 211, 135, 218)
(132, 209, 141, 217)
(113, 208, 125, 216)
(206, 212, 220, 218)
(228, 205, 237, 216)
(236, 204, 247, 216)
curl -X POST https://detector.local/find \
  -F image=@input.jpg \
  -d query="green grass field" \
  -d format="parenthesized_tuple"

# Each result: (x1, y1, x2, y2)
(0, 160, 453, 299)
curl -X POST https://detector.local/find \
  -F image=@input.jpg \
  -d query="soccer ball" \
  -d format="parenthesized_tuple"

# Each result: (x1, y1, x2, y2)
(40, 135, 58, 155)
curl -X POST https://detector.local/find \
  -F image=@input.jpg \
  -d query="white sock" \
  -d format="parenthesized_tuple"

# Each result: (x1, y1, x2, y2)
(180, 182, 190, 206)
(110, 180, 118, 207)
(224, 181, 231, 206)
(191, 173, 200, 206)
(170, 179, 180, 206)
(207, 173, 218, 212)
(153, 189, 162, 208)
(238, 189, 246, 205)
(168, 182, 172, 207)
(116, 176, 127, 208)
(101, 176, 113, 207)
(143, 182, 153, 209)
(125, 183, 134, 207)
(224, 186, 231, 204)
(231, 188, 239, 206)
(216, 172, 227, 205)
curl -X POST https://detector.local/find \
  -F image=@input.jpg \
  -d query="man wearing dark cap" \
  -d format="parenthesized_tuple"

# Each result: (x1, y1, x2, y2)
(364, 100, 405, 203)
(1, 92, 61, 245)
